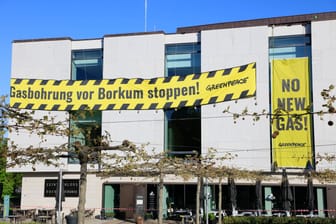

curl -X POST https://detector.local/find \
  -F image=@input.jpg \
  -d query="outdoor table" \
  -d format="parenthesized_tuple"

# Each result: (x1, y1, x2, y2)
(8, 215, 20, 223)
(174, 210, 193, 224)
(36, 209, 55, 223)
(36, 215, 52, 223)
(179, 214, 194, 224)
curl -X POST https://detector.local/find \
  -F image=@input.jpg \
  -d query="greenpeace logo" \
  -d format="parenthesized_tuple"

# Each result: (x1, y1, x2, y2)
(278, 142, 306, 147)
(206, 77, 249, 91)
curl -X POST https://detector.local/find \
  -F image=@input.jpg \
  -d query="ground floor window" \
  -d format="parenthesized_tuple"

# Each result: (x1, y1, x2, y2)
(101, 182, 325, 219)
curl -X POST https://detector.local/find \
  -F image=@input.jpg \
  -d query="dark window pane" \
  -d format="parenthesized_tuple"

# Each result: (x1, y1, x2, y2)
(166, 43, 200, 54)
(269, 35, 311, 59)
(72, 49, 103, 80)
(69, 111, 102, 164)
(165, 43, 201, 157)
(269, 35, 311, 48)
(70, 49, 103, 164)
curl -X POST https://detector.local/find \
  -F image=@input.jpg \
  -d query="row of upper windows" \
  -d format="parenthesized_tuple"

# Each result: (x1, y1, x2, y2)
(71, 35, 311, 81)
(69, 43, 202, 162)
(71, 43, 201, 81)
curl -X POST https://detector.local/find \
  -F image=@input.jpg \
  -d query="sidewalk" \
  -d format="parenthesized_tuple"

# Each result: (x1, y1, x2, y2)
(84, 217, 177, 224)
(0, 216, 177, 224)
(0, 217, 134, 224)
(84, 217, 134, 224)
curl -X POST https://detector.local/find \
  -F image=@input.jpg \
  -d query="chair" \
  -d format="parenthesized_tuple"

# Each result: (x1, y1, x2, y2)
(36, 209, 54, 223)
(85, 209, 95, 217)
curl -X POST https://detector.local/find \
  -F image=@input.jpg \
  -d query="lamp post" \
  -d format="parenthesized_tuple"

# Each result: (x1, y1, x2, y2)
(205, 177, 209, 224)
(56, 169, 63, 224)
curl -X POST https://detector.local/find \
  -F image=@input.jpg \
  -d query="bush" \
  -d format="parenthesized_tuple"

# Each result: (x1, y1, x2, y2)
(145, 212, 153, 220)
(208, 213, 216, 221)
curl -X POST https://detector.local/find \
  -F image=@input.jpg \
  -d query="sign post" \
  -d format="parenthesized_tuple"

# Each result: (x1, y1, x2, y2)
(56, 169, 63, 224)
(3, 195, 9, 218)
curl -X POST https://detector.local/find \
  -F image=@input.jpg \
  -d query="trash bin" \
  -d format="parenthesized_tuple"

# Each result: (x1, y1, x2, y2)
(100, 210, 106, 219)
(65, 215, 78, 224)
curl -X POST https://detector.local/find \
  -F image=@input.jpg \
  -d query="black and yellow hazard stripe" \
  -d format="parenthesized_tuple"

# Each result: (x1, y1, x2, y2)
(10, 62, 256, 111)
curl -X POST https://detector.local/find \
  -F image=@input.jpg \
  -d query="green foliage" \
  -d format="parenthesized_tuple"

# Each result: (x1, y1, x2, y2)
(105, 211, 115, 218)
(0, 124, 21, 198)
(0, 170, 21, 196)
(208, 213, 216, 221)
(145, 212, 153, 220)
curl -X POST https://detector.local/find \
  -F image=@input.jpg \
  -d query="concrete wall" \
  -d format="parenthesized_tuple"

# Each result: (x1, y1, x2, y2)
(102, 33, 165, 154)
(311, 20, 336, 170)
(11, 39, 72, 79)
(201, 26, 271, 170)
(21, 173, 103, 215)
(9, 39, 71, 172)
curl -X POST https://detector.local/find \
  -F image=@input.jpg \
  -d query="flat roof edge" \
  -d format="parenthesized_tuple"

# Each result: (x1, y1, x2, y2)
(13, 37, 72, 43)
(12, 31, 166, 44)
(104, 31, 165, 38)
(176, 11, 336, 33)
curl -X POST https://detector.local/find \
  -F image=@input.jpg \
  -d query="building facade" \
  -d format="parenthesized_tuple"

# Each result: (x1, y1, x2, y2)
(9, 12, 336, 218)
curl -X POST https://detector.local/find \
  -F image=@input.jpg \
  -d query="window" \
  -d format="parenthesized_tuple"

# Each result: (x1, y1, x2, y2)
(70, 111, 102, 146)
(69, 49, 103, 164)
(269, 35, 311, 59)
(165, 43, 201, 157)
(166, 43, 201, 76)
(72, 49, 103, 80)
(44, 179, 79, 197)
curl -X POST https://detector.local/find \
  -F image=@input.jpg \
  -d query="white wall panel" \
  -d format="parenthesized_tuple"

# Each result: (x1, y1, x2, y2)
(103, 33, 165, 154)
(21, 174, 103, 215)
(201, 26, 271, 170)
(10, 40, 71, 172)
(311, 20, 336, 170)
(12, 39, 71, 80)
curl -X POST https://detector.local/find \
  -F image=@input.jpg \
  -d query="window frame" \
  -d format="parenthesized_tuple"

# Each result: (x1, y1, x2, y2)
(164, 43, 202, 157)
(69, 49, 103, 164)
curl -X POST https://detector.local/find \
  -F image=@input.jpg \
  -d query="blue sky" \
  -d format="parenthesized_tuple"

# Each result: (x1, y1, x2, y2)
(1, 0, 335, 97)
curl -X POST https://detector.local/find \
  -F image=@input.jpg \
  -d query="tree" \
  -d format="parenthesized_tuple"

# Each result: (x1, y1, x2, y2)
(98, 148, 228, 224)
(0, 96, 23, 199)
(98, 149, 189, 224)
(1, 97, 141, 224)
(223, 84, 335, 128)
(72, 140, 138, 224)
(0, 137, 21, 199)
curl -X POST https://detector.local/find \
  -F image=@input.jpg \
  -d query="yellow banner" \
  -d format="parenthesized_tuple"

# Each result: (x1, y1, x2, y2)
(271, 58, 312, 168)
(10, 63, 256, 111)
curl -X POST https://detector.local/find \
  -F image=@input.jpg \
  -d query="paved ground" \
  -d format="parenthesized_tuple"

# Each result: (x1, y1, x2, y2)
(0, 216, 177, 223)
(84, 217, 177, 224)
(84, 217, 134, 224)
(0, 217, 134, 223)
